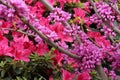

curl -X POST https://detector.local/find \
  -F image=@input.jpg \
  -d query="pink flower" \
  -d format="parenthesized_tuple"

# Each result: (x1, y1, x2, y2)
(0, 20, 11, 34)
(87, 31, 101, 38)
(52, 50, 64, 66)
(8, 36, 34, 62)
(62, 69, 75, 80)
(12, 49, 31, 62)
(77, 72, 91, 80)
(25, 0, 33, 4)
(87, 31, 110, 48)
(74, 8, 85, 18)
(36, 42, 49, 56)
(73, 8, 91, 26)
(95, 37, 110, 48)
(0, 32, 10, 56)
(49, 75, 53, 80)
(83, 2, 90, 12)
(51, 23, 73, 42)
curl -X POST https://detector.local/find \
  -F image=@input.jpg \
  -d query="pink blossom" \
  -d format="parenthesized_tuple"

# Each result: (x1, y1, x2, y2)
(62, 69, 75, 80)
(52, 23, 73, 42)
(36, 42, 49, 56)
(87, 31, 110, 48)
(73, 8, 91, 26)
(0, 32, 10, 56)
(8, 36, 35, 62)
(83, 2, 90, 12)
(0, 20, 11, 34)
(87, 31, 101, 38)
(25, 0, 33, 4)
(52, 50, 64, 66)
(95, 37, 110, 48)
(49, 75, 53, 80)
(77, 72, 91, 80)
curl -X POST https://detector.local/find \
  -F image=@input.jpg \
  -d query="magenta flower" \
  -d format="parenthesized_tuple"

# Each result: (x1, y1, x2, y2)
(73, 8, 91, 26)
(8, 36, 35, 62)
(52, 50, 64, 66)
(0, 32, 10, 56)
(36, 42, 49, 56)
(52, 23, 73, 42)
(62, 69, 75, 80)
(77, 72, 91, 80)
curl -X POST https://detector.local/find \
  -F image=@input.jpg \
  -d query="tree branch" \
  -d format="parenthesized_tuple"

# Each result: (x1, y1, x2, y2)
(39, 0, 81, 44)
(40, 0, 108, 80)
(95, 65, 108, 80)
(20, 17, 80, 59)
(90, 0, 108, 80)
(0, 0, 80, 59)
(2, 28, 36, 37)
(40, 0, 54, 11)
(91, 0, 119, 34)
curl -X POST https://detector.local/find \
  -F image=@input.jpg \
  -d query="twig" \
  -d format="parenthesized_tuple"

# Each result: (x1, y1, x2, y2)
(39, 0, 81, 44)
(95, 65, 108, 80)
(20, 17, 80, 59)
(90, 0, 108, 80)
(90, 0, 116, 42)
(40, 0, 54, 11)
(0, 0, 80, 59)
(1, 28, 36, 37)
(105, 0, 120, 15)
(109, 35, 116, 44)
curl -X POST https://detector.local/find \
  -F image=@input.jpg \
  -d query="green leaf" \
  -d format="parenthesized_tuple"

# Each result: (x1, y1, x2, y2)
(78, 2, 84, 8)
(0, 61, 6, 68)
(1, 70, 5, 78)
(16, 77, 22, 80)
(22, 77, 27, 80)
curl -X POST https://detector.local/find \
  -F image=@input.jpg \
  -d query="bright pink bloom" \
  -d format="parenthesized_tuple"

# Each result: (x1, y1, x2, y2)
(0, 20, 11, 34)
(8, 36, 35, 62)
(87, 31, 110, 48)
(0, 32, 10, 56)
(87, 31, 101, 38)
(36, 42, 49, 56)
(52, 50, 64, 66)
(73, 8, 91, 26)
(74, 8, 85, 18)
(25, 0, 33, 4)
(49, 75, 53, 80)
(62, 69, 75, 80)
(77, 72, 91, 80)
(51, 23, 73, 42)
(83, 2, 90, 12)
(95, 37, 110, 48)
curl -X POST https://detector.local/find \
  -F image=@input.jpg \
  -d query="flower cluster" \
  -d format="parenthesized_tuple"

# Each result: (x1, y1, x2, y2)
(104, 68, 118, 80)
(48, 7, 71, 22)
(101, 26, 116, 37)
(95, 2, 115, 22)
(71, 32, 103, 71)
(0, 0, 120, 79)
(9, 0, 29, 17)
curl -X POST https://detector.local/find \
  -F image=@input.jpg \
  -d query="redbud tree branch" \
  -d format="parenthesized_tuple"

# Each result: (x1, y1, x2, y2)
(1, 28, 36, 37)
(20, 17, 80, 59)
(0, 0, 80, 59)
(39, 0, 81, 44)
(104, 0, 120, 35)
(0, 0, 108, 80)
(90, 0, 108, 80)
(40, 0, 108, 80)
(90, 0, 116, 43)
